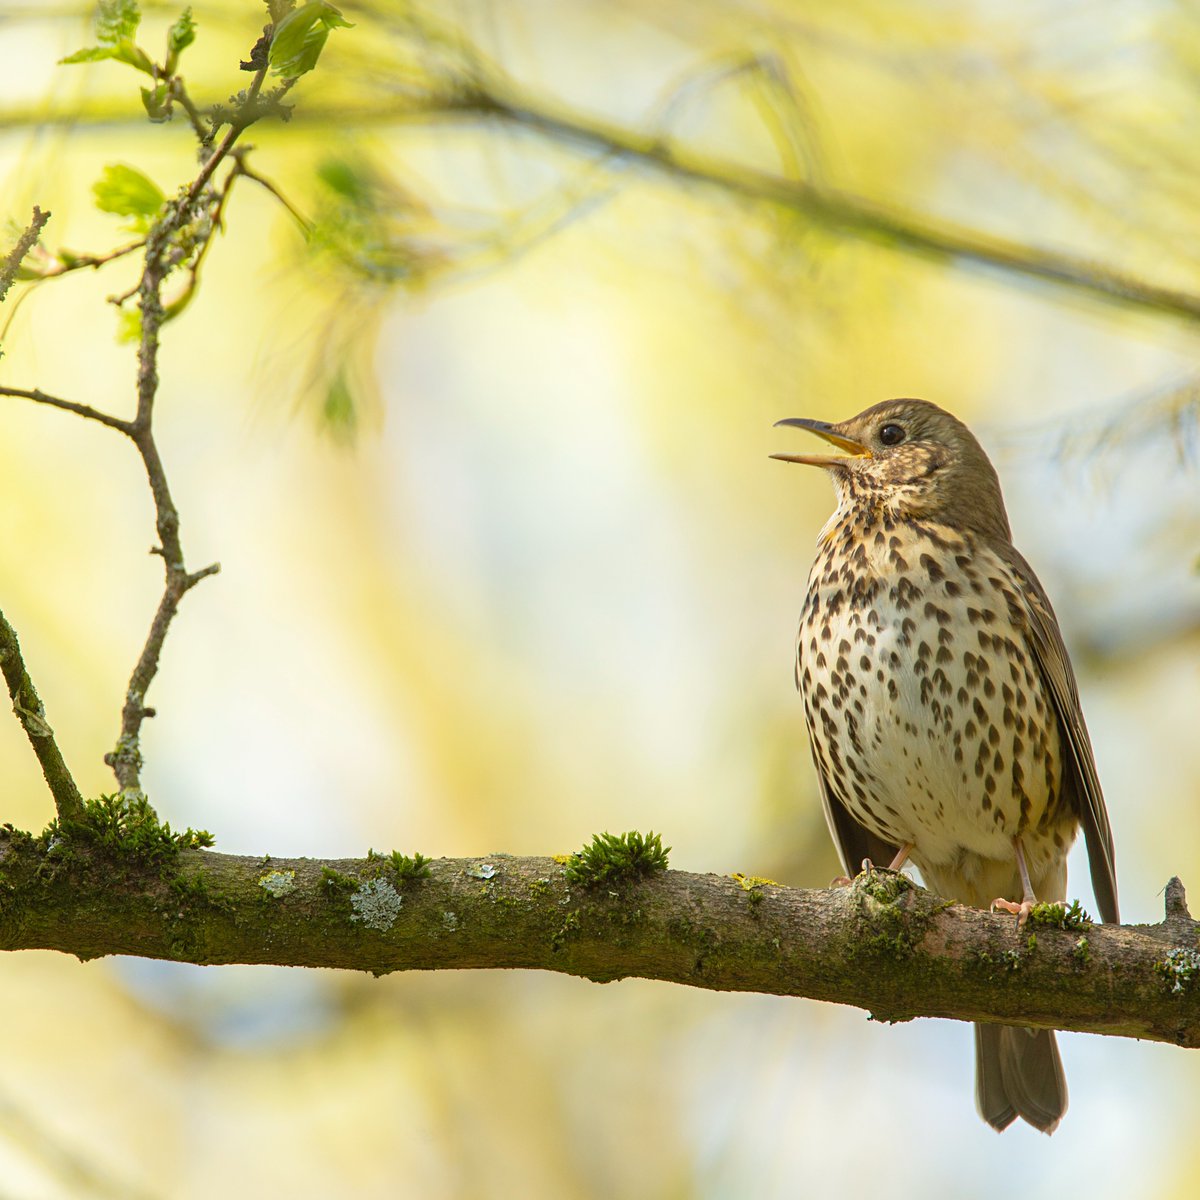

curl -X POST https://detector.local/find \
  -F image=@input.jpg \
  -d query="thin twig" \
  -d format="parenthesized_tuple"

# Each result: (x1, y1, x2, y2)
(122, 155, 243, 332)
(170, 78, 210, 142)
(108, 67, 278, 797)
(0, 386, 131, 433)
(37, 239, 146, 279)
(0, 207, 50, 304)
(0, 610, 84, 823)
(234, 157, 312, 232)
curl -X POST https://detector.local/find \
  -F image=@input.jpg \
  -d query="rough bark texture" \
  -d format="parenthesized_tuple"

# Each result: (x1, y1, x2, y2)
(1, 827, 1197, 1046)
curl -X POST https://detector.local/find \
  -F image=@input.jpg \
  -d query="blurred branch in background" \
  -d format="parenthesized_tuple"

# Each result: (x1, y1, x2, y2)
(9, 4, 1200, 325)
(991, 376, 1200, 662)
(1004, 375, 1200, 469)
(0, 1082, 157, 1200)
(435, 79, 1200, 323)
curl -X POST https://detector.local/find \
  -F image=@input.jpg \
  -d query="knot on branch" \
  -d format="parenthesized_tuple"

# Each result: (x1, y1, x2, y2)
(104, 733, 144, 782)
(849, 867, 945, 960)
(1165, 877, 1193, 922)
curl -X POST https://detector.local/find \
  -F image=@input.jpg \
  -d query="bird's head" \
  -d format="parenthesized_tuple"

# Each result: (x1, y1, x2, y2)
(773, 398, 1011, 540)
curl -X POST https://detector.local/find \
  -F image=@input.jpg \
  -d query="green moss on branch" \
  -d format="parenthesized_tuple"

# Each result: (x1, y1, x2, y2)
(564, 830, 669, 888)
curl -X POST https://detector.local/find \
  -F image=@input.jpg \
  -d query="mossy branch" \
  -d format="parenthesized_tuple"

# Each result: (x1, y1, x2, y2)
(1, 824, 1197, 1048)
(0, 615, 85, 823)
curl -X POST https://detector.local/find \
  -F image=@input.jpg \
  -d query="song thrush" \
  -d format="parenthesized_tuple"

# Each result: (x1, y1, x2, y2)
(774, 398, 1118, 1134)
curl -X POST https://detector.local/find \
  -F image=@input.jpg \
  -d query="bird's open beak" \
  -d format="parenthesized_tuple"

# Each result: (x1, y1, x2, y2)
(770, 418, 872, 467)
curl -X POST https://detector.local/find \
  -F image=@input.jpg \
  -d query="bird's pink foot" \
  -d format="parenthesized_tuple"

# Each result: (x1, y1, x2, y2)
(991, 897, 1035, 927)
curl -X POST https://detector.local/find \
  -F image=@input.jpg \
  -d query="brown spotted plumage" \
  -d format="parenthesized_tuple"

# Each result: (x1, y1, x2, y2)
(775, 398, 1118, 1135)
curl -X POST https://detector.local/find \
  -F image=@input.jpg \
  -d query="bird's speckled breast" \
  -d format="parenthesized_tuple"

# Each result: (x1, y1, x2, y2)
(797, 514, 1074, 885)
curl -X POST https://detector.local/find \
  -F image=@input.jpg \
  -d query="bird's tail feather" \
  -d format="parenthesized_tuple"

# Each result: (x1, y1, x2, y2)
(974, 1023, 1066, 1134)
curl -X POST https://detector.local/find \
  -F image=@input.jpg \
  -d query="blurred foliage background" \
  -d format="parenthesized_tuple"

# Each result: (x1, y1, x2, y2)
(1, 1, 1199, 1196)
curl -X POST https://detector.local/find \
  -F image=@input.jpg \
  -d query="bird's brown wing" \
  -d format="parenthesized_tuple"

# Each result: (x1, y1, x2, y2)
(994, 542, 1119, 924)
(814, 766, 902, 878)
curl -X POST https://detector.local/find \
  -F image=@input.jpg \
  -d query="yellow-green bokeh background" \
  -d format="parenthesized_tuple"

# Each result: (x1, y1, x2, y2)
(2, 2, 1199, 1197)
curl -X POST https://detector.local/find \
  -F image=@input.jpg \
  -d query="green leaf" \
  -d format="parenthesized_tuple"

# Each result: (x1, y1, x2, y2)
(116, 307, 142, 344)
(62, 39, 153, 74)
(93, 164, 165, 231)
(140, 82, 172, 122)
(111, 39, 155, 75)
(164, 7, 196, 73)
(320, 364, 359, 442)
(269, 2, 353, 78)
(96, 0, 141, 43)
(60, 1, 148, 69)
(309, 156, 427, 287)
(167, 8, 196, 55)
(316, 157, 371, 204)
(60, 46, 119, 65)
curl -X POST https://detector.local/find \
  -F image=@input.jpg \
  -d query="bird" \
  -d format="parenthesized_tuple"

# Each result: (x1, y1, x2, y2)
(773, 398, 1118, 1135)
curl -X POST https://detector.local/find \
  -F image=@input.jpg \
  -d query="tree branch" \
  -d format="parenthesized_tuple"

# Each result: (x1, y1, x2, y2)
(0, 206, 50, 304)
(35, 238, 145, 280)
(0, 212, 88, 825)
(106, 67, 282, 799)
(2, 832, 1196, 1046)
(0, 385, 131, 433)
(0, 616, 85, 823)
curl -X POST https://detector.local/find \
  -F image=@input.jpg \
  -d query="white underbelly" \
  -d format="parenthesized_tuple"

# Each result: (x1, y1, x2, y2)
(802, 568, 1062, 869)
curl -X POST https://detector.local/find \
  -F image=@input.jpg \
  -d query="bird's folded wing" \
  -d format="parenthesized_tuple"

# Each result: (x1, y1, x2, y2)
(997, 543, 1120, 924)
(813, 763, 902, 879)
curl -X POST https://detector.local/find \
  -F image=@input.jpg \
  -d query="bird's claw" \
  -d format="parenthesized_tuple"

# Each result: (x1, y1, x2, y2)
(831, 859, 878, 887)
(991, 897, 1034, 929)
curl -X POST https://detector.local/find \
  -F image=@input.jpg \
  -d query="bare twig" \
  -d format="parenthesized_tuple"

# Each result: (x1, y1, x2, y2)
(233, 156, 312, 232)
(0, 386, 131, 433)
(170, 78, 210, 142)
(1, 37, 309, 815)
(0, 207, 50, 304)
(0, 611, 84, 823)
(107, 68, 283, 798)
(37, 239, 146, 279)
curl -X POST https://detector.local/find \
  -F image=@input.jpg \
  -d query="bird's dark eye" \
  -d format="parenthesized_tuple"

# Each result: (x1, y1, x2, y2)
(879, 423, 906, 446)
